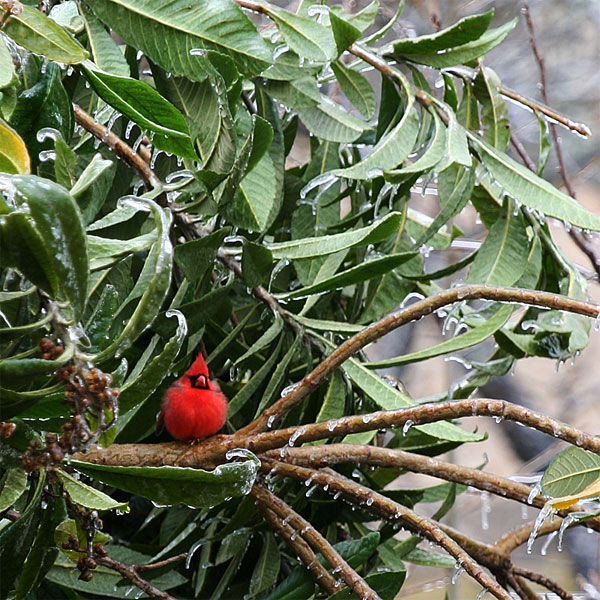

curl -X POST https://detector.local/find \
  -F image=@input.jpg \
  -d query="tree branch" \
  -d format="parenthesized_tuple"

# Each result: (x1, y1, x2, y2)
(264, 444, 600, 533)
(522, 3, 600, 280)
(236, 284, 599, 436)
(261, 459, 513, 600)
(253, 491, 340, 596)
(76, 396, 600, 469)
(72, 104, 161, 191)
(252, 484, 381, 600)
(94, 555, 175, 600)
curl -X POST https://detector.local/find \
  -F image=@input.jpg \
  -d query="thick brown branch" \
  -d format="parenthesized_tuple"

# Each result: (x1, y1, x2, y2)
(254, 492, 339, 596)
(236, 284, 599, 436)
(262, 459, 513, 600)
(264, 444, 600, 533)
(252, 484, 380, 600)
(72, 104, 161, 191)
(76, 396, 600, 469)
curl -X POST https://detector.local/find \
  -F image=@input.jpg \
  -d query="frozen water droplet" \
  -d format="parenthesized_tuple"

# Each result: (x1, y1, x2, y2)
(540, 530, 557, 556)
(36, 127, 61, 143)
(361, 414, 373, 424)
(281, 382, 299, 398)
(479, 491, 491, 530)
(267, 415, 276, 429)
(225, 448, 258, 462)
(327, 421, 337, 432)
(527, 503, 555, 553)
(451, 566, 464, 584)
(190, 48, 207, 57)
(402, 420, 414, 435)
(365, 497, 374, 507)
(527, 481, 542, 505)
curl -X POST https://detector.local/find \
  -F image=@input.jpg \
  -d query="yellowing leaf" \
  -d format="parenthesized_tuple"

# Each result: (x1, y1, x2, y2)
(548, 476, 600, 510)
(0, 119, 31, 174)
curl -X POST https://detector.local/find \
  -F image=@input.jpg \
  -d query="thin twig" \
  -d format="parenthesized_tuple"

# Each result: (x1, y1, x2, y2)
(522, 4, 600, 280)
(253, 491, 339, 596)
(95, 555, 175, 600)
(235, 283, 599, 435)
(72, 104, 161, 191)
(135, 553, 187, 572)
(264, 444, 600, 533)
(252, 484, 381, 600)
(262, 459, 513, 600)
(513, 566, 574, 600)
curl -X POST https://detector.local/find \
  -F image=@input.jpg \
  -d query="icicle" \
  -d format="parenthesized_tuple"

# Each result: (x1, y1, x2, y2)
(540, 530, 557, 555)
(402, 420, 414, 435)
(480, 491, 491, 530)
(526, 504, 556, 553)
(281, 382, 299, 398)
(527, 481, 543, 504)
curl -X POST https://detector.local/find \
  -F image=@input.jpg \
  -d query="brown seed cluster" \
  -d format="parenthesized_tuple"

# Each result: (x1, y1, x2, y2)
(22, 338, 120, 471)
(0, 422, 16, 438)
(61, 535, 108, 582)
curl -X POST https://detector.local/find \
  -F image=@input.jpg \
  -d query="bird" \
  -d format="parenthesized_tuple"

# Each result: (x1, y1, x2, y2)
(158, 352, 228, 442)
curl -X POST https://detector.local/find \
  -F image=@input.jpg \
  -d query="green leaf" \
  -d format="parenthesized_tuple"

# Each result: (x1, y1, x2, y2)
(331, 61, 377, 119)
(55, 469, 129, 511)
(269, 7, 336, 62)
(0, 211, 57, 294)
(89, 0, 272, 79)
(330, 101, 420, 179)
(315, 336, 483, 443)
(388, 10, 494, 55)
(12, 175, 88, 318)
(310, 371, 346, 444)
(227, 153, 279, 231)
(9, 63, 73, 160)
(72, 453, 260, 508)
(473, 66, 509, 150)
(115, 310, 187, 417)
(336, 1, 379, 33)
(469, 132, 600, 231)
(3, 5, 89, 63)
(297, 98, 370, 143)
(93, 197, 173, 360)
(467, 198, 529, 285)
(328, 571, 406, 600)
(268, 211, 403, 259)
(403, 547, 455, 568)
(385, 111, 447, 180)
(292, 316, 363, 334)
(242, 240, 273, 288)
(82, 62, 197, 159)
(0, 472, 44, 598)
(254, 334, 302, 417)
(389, 19, 517, 68)
(276, 251, 417, 300)
(249, 532, 280, 597)
(174, 228, 229, 282)
(80, 2, 129, 76)
(228, 337, 284, 420)
(0, 468, 27, 511)
(542, 446, 600, 498)
(16, 494, 67, 600)
(88, 231, 157, 271)
(234, 314, 283, 365)
(411, 164, 473, 248)
(329, 11, 361, 56)
(367, 304, 513, 368)
(0, 37, 17, 89)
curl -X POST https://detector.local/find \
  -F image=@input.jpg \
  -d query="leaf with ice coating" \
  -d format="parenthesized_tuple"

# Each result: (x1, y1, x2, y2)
(71, 453, 260, 508)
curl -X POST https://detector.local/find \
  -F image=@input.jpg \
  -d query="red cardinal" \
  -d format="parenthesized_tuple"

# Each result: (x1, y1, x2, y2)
(159, 353, 228, 442)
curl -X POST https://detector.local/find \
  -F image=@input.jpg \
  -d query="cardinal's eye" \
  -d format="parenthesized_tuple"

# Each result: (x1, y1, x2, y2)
(189, 374, 209, 389)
